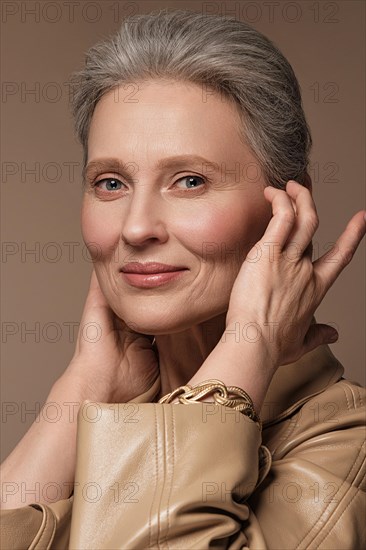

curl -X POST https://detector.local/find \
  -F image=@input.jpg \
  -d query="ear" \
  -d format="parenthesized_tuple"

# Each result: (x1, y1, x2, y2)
(303, 171, 313, 194)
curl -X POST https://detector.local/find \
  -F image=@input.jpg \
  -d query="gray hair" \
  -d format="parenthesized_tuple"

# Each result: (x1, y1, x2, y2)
(70, 8, 312, 189)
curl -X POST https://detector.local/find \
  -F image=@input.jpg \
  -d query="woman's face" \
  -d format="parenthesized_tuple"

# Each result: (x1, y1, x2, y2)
(81, 79, 272, 334)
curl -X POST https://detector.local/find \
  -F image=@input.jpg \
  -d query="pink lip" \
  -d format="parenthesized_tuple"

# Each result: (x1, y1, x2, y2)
(121, 270, 187, 288)
(121, 262, 187, 274)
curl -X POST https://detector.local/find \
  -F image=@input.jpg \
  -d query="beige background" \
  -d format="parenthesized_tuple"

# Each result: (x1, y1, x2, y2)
(1, 0, 365, 462)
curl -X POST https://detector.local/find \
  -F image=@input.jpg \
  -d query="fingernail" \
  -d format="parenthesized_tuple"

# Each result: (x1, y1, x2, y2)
(329, 332, 339, 342)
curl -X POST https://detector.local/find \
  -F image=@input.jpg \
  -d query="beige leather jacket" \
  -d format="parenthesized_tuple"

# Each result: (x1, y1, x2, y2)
(1, 343, 365, 549)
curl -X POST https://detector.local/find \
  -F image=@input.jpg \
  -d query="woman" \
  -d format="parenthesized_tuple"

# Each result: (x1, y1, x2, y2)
(1, 9, 365, 549)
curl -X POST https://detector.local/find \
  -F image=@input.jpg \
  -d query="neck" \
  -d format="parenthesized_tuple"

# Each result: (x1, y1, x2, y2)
(154, 312, 227, 400)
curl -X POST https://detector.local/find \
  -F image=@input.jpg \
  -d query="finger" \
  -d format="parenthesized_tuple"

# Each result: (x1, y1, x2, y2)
(86, 268, 109, 308)
(283, 180, 319, 257)
(80, 267, 115, 334)
(303, 323, 339, 355)
(262, 185, 297, 252)
(313, 210, 366, 294)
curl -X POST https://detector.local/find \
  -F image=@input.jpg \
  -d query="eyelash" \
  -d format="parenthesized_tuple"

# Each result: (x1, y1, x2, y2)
(91, 175, 207, 194)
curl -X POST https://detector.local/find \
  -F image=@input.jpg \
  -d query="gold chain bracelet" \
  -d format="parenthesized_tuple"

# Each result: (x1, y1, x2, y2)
(158, 378, 262, 430)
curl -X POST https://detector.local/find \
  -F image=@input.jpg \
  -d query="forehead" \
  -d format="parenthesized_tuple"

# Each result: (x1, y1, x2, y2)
(88, 79, 244, 147)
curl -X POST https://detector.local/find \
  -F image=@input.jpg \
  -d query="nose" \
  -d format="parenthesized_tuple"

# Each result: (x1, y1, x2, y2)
(120, 186, 168, 246)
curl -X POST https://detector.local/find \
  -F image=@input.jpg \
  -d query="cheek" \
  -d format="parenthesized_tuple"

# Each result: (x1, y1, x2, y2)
(173, 203, 257, 267)
(81, 199, 120, 261)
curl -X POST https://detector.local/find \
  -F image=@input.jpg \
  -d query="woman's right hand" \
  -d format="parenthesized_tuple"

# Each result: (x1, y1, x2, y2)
(63, 267, 160, 403)
(225, 180, 366, 371)
(187, 181, 365, 414)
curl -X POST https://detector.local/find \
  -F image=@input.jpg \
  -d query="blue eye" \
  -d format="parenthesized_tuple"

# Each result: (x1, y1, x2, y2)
(94, 178, 123, 191)
(175, 175, 205, 190)
(92, 175, 206, 193)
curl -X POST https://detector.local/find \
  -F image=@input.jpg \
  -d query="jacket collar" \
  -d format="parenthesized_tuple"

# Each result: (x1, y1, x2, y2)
(130, 334, 344, 427)
(259, 342, 344, 426)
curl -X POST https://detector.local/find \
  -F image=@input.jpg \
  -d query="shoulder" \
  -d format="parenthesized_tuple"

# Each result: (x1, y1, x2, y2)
(252, 378, 366, 549)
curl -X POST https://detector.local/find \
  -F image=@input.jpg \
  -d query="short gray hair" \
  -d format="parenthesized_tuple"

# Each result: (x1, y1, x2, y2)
(70, 8, 312, 189)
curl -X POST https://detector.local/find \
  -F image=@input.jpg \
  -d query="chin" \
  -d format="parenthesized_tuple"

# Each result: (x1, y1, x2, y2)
(112, 303, 226, 337)
(117, 314, 192, 336)
(106, 301, 173, 333)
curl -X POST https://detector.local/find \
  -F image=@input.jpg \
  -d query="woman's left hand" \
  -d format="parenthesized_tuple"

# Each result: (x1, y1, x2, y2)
(225, 179, 366, 370)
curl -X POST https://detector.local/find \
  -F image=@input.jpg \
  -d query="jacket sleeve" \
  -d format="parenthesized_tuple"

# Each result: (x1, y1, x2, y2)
(0, 495, 73, 549)
(248, 379, 366, 549)
(68, 400, 271, 549)
(0, 381, 161, 550)
(1, 392, 269, 549)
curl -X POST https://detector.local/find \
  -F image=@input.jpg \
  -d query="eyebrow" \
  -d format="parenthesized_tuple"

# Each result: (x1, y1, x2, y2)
(82, 155, 221, 186)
